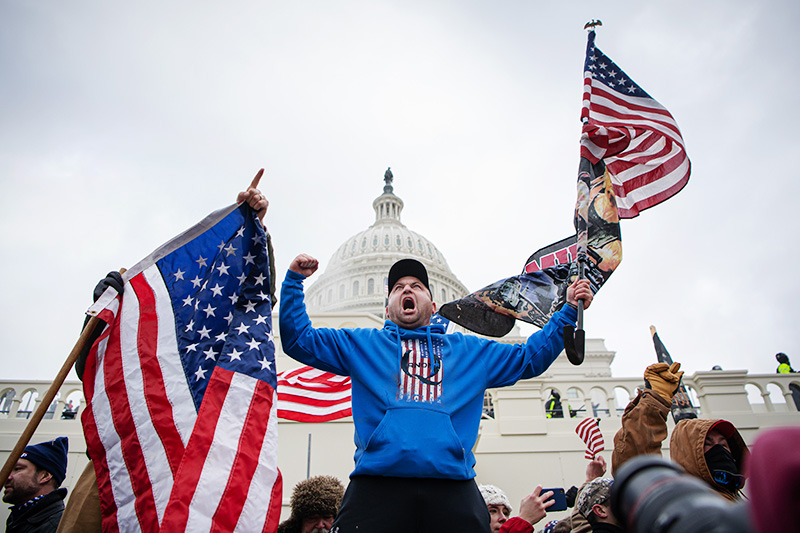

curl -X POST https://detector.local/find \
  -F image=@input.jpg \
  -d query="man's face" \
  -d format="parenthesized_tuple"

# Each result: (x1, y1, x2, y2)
(386, 276, 436, 330)
(703, 429, 731, 454)
(487, 504, 510, 532)
(300, 513, 334, 533)
(3, 459, 48, 505)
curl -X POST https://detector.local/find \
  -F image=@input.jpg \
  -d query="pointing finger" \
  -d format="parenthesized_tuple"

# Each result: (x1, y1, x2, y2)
(249, 168, 265, 190)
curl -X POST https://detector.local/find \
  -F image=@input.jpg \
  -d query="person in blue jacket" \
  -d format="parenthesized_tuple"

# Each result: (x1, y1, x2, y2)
(279, 254, 593, 533)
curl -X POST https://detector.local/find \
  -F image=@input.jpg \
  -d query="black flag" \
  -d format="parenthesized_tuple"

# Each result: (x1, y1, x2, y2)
(650, 325, 698, 423)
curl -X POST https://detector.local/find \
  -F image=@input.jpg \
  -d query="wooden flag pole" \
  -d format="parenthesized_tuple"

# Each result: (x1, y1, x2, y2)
(0, 269, 125, 484)
(0, 315, 102, 483)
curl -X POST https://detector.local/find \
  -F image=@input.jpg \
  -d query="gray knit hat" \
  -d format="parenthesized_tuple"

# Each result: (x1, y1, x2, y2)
(478, 484, 512, 514)
(576, 478, 613, 518)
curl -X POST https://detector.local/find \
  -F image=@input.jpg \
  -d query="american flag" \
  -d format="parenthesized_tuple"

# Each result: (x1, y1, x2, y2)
(82, 204, 282, 532)
(398, 338, 444, 403)
(430, 313, 456, 333)
(575, 417, 605, 460)
(277, 366, 352, 423)
(581, 30, 690, 218)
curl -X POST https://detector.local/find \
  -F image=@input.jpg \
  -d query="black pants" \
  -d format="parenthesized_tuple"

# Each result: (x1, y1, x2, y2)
(330, 476, 491, 533)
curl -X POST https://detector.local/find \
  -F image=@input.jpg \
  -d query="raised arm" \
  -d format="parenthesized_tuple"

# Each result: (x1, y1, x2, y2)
(279, 255, 354, 375)
(611, 363, 682, 476)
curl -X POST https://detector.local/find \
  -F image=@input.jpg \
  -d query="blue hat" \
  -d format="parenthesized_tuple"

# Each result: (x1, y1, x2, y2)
(20, 437, 68, 485)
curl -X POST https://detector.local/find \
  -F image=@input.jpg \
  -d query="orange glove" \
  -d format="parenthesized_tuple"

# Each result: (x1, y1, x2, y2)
(644, 362, 684, 402)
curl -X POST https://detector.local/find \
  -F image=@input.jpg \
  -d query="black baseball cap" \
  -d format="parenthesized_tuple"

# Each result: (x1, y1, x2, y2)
(388, 259, 431, 296)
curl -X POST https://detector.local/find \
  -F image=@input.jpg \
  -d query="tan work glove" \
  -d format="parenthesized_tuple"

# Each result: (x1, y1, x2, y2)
(644, 362, 684, 402)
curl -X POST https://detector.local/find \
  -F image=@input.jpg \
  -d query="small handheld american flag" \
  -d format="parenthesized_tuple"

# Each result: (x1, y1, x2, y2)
(575, 417, 605, 460)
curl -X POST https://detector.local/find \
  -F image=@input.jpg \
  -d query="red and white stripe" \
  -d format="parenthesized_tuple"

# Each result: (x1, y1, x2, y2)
(575, 417, 605, 460)
(82, 266, 281, 532)
(581, 68, 690, 218)
(277, 366, 352, 423)
(399, 339, 441, 403)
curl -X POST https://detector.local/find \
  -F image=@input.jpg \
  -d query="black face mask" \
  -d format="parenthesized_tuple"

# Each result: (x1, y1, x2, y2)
(705, 444, 743, 491)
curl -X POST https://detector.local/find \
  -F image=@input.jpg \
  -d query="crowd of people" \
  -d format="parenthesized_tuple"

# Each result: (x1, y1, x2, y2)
(4, 180, 798, 533)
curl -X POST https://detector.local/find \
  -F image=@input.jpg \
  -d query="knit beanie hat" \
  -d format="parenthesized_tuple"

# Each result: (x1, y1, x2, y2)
(20, 437, 69, 485)
(478, 484, 512, 514)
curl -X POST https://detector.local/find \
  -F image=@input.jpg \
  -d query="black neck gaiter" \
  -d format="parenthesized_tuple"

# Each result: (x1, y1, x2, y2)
(705, 444, 743, 491)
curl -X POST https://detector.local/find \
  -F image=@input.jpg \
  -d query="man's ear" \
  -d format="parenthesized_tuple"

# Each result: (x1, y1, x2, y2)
(592, 503, 609, 519)
(432, 302, 437, 312)
(36, 470, 53, 487)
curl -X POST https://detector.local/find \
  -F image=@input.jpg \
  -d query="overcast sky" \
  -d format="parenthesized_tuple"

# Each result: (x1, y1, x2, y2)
(2, 1, 798, 385)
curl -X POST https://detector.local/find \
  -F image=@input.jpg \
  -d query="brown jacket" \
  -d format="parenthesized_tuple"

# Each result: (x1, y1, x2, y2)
(550, 483, 592, 533)
(612, 389, 749, 501)
(551, 507, 591, 533)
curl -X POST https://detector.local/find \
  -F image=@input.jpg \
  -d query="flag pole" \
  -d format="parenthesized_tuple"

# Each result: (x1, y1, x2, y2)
(649, 325, 698, 422)
(0, 270, 124, 484)
(0, 315, 103, 483)
(563, 23, 605, 366)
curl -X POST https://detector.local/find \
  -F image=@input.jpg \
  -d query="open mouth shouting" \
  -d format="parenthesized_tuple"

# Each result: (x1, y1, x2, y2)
(386, 274, 436, 329)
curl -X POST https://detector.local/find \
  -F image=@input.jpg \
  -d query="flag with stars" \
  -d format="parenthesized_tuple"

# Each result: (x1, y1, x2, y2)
(581, 30, 690, 218)
(430, 313, 456, 334)
(81, 203, 282, 533)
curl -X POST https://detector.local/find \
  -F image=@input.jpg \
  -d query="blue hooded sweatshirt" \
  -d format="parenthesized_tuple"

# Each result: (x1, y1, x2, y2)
(279, 269, 577, 480)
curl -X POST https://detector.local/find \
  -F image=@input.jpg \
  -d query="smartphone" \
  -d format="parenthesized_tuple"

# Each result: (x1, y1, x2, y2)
(542, 487, 568, 512)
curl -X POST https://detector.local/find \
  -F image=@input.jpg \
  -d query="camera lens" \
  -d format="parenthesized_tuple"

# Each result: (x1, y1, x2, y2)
(612, 456, 751, 533)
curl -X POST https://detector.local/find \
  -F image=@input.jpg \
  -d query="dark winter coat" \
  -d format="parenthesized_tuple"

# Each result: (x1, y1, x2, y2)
(5, 488, 67, 533)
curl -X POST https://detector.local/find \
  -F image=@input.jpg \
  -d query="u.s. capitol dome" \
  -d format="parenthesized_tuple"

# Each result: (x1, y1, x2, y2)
(305, 169, 468, 317)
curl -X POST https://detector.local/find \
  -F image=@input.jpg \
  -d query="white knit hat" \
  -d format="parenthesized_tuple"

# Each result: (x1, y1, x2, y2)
(478, 484, 513, 514)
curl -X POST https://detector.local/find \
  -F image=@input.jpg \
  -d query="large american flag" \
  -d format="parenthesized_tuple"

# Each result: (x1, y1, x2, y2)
(82, 204, 282, 532)
(581, 30, 690, 218)
(277, 366, 352, 423)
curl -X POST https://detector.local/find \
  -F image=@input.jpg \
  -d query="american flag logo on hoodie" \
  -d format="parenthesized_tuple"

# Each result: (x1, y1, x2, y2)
(398, 338, 443, 403)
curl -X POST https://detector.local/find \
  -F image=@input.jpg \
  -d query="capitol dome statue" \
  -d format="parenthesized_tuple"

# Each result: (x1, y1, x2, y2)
(306, 168, 469, 317)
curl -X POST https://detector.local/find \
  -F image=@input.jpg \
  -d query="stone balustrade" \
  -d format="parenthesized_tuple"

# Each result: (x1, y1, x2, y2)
(1, 369, 797, 524)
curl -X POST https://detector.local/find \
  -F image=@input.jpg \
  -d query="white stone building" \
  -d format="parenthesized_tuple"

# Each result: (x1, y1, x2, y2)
(1, 172, 798, 526)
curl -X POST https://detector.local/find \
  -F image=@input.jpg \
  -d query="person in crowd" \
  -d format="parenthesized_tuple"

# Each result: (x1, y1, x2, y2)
(3, 437, 69, 533)
(777, 352, 800, 410)
(573, 478, 620, 532)
(498, 487, 555, 533)
(479, 484, 513, 532)
(56, 176, 271, 533)
(612, 362, 749, 500)
(545, 390, 563, 418)
(280, 254, 594, 532)
(479, 483, 555, 533)
(745, 426, 800, 532)
(551, 455, 607, 533)
(776, 352, 795, 373)
(277, 475, 345, 533)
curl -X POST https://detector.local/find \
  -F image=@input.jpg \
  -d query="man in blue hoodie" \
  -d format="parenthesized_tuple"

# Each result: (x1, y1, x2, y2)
(279, 254, 593, 533)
